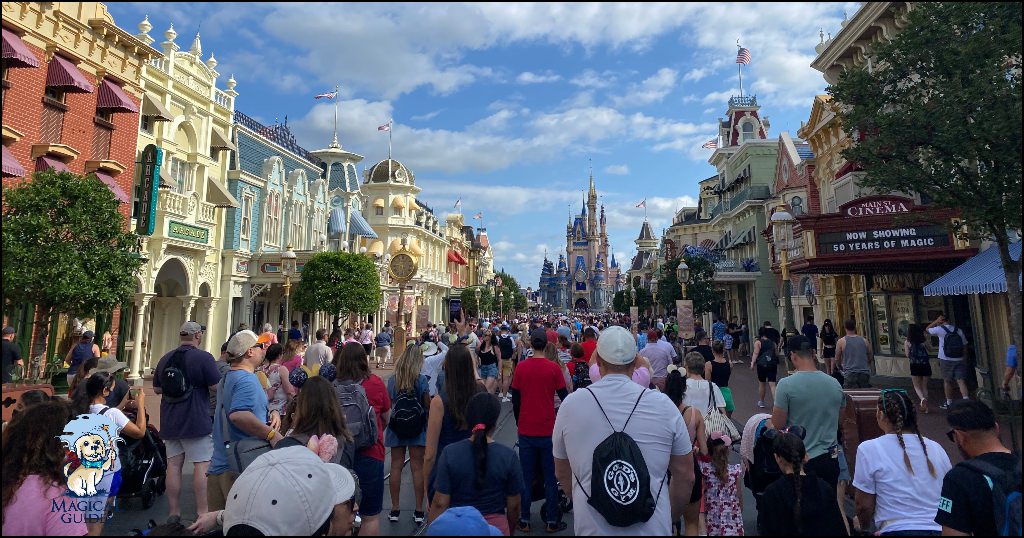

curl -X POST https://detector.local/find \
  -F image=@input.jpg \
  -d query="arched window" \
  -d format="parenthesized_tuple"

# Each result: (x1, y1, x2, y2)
(790, 196, 805, 215)
(741, 121, 756, 142)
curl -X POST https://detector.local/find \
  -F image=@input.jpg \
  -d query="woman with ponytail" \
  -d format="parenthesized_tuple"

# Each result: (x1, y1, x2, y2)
(665, 365, 707, 536)
(428, 393, 523, 536)
(761, 430, 847, 536)
(851, 389, 951, 535)
(72, 372, 148, 536)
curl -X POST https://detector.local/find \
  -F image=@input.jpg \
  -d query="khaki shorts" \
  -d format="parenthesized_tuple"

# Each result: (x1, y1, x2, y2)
(207, 470, 240, 512)
(501, 359, 514, 378)
(165, 435, 214, 463)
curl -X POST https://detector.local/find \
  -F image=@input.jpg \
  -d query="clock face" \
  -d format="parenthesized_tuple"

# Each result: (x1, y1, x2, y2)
(388, 252, 417, 281)
(330, 196, 343, 208)
(394, 168, 407, 183)
(574, 270, 587, 283)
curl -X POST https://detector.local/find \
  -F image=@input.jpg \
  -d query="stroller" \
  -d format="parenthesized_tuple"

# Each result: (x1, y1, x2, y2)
(116, 410, 168, 509)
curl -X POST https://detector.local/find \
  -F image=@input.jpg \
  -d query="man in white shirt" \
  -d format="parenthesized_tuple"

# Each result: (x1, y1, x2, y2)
(553, 326, 694, 536)
(303, 329, 333, 368)
(926, 313, 971, 409)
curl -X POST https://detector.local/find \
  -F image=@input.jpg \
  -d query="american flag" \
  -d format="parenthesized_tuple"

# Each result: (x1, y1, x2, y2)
(702, 138, 718, 149)
(635, 200, 646, 209)
(736, 47, 751, 65)
(377, 121, 391, 132)
(314, 91, 337, 100)
(473, 212, 483, 219)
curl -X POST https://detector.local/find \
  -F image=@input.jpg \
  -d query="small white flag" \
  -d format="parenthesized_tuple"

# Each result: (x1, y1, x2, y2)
(473, 212, 483, 219)
(635, 200, 646, 209)
(454, 199, 462, 209)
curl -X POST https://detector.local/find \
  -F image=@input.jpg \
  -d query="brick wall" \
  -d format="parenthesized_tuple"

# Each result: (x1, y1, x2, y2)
(3, 41, 140, 222)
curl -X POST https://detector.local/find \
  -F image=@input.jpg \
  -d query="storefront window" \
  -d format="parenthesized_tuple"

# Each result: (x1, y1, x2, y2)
(891, 294, 915, 355)
(871, 294, 892, 355)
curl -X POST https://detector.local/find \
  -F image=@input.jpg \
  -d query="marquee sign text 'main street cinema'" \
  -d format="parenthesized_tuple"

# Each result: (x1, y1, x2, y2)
(818, 224, 950, 254)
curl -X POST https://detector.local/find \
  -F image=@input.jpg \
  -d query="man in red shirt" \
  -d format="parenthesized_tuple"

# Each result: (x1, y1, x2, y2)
(580, 327, 598, 364)
(510, 329, 569, 533)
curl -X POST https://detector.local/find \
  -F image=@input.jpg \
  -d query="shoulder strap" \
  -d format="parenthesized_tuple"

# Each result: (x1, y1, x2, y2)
(98, 406, 111, 416)
(707, 381, 715, 409)
(218, 372, 234, 443)
(960, 458, 1017, 490)
(941, 325, 953, 335)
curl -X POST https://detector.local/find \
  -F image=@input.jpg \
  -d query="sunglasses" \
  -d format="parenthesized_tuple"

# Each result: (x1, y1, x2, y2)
(252, 342, 268, 350)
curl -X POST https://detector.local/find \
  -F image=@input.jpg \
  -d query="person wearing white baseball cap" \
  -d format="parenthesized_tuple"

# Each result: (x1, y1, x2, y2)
(188, 446, 359, 536)
(551, 325, 695, 536)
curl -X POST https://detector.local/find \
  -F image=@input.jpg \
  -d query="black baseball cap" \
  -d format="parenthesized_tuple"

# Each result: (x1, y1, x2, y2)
(787, 335, 814, 354)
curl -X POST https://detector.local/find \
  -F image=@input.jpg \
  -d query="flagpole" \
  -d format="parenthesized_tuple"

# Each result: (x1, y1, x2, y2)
(737, 41, 744, 98)
(388, 119, 393, 160)
(331, 84, 340, 148)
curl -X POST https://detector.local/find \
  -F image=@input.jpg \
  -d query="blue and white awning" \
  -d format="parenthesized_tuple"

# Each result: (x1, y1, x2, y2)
(328, 207, 378, 238)
(923, 242, 1021, 296)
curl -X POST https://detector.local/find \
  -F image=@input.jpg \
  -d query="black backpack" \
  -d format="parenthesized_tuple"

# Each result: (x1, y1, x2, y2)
(389, 388, 426, 439)
(941, 326, 965, 359)
(909, 343, 931, 365)
(961, 457, 1022, 536)
(498, 334, 515, 360)
(571, 360, 592, 390)
(755, 339, 777, 368)
(573, 388, 665, 527)
(160, 349, 192, 404)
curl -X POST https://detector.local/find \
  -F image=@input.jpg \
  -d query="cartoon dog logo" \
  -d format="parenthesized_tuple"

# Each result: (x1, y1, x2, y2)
(58, 413, 122, 497)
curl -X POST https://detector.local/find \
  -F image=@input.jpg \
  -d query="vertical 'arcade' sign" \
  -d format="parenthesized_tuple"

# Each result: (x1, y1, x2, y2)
(137, 144, 162, 236)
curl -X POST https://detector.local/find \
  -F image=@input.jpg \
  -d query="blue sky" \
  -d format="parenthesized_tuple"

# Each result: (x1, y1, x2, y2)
(109, 2, 858, 288)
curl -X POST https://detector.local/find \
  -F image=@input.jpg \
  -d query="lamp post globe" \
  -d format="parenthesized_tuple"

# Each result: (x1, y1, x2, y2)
(676, 260, 690, 299)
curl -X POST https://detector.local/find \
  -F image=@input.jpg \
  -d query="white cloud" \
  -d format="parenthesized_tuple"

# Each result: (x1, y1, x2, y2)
(570, 69, 618, 89)
(604, 164, 629, 175)
(516, 71, 562, 84)
(702, 88, 738, 105)
(411, 110, 443, 121)
(611, 68, 678, 108)
(683, 67, 711, 82)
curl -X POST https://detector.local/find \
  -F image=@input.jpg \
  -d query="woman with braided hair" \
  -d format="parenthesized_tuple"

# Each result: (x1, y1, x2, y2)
(851, 389, 951, 535)
(760, 430, 847, 536)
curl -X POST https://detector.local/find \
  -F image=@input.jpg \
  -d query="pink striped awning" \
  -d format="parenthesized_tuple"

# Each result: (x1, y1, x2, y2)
(36, 155, 70, 173)
(2, 26, 39, 68)
(2, 145, 26, 177)
(92, 171, 130, 203)
(46, 54, 93, 93)
(97, 79, 139, 113)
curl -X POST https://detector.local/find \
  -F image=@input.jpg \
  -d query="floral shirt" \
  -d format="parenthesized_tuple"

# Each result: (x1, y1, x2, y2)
(698, 458, 745, 536)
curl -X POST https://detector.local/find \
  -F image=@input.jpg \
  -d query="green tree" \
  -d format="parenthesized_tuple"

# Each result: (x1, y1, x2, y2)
(657, 256, 721, 317)
(292, 252, 381, 317)
(828, 2, 1022, 357)
(612, 289, 629, 313)
(459, 286, 492, 318)
(494, 271, 527, 314)
(2, 169, 144, 358)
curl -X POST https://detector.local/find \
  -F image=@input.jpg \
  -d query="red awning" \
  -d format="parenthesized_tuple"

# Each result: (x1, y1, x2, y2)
(2, 145, 25, 177)
(46, 54, 93, 93)
(36, 155, 70, 173)
(2, 26, 40, 68)
(92, 171, 130, 203)
(448, 250, 468, 265)
(97, 79, 138, 113)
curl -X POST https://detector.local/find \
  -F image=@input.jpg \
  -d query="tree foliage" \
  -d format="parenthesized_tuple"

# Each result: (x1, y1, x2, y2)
(292, 252, 381, 316)
(657, 256, 721, 317)
(459, 286, 492, 318)
(828, 2, 1022, 355)
(494, 270, 527, 313)
(2, 170, 144, 331)
(612, 290, 629, 314)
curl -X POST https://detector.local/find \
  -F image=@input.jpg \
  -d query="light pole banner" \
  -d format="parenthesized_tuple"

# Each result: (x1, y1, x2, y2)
(678, 300, 695, 340)
(629, 306, 639, 328)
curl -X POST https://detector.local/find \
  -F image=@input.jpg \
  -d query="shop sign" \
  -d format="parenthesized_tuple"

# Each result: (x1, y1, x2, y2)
(168, 221, 208, 244)
(260, 262, 305, 274)
(818, 225, 949, 255)
(840, 196, 912, 218)
(416, 305, 429, 330)
(137, 144, 162, 236)
(236, 260, 249, 273)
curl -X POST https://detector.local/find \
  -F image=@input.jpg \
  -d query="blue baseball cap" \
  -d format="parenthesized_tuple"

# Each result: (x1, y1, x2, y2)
(288, 328, 303, 341)
(426, 506, 503, 536)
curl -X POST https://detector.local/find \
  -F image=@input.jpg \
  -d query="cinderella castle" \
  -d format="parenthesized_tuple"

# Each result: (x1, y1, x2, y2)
(538, 175, 624, 312)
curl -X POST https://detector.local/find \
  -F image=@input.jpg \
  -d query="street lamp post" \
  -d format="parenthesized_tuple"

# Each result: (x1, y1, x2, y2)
(676, 260, 690, 299)
(499, 291, 505, 321)
(771, 205, 797, 336)
(281, 244, 297, 329)
(474, 286, 482, 319)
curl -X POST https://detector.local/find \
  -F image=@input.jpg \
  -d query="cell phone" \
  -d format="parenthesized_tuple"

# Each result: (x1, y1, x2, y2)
(449, 299, 462, 324)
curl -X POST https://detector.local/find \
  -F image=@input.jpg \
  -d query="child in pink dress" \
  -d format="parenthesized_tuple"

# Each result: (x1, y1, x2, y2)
(698, 432, 745, 536)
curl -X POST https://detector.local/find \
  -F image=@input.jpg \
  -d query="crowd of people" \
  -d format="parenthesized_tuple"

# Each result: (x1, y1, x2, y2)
(0, 307, 1020, 537)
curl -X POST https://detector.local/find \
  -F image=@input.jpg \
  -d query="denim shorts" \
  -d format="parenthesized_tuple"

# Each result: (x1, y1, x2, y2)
(353, 454, 384, 517)
(478, 363, 498, 379)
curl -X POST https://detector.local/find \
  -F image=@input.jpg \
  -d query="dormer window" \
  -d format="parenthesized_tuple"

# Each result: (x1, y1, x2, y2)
(741, 121, 756, 142)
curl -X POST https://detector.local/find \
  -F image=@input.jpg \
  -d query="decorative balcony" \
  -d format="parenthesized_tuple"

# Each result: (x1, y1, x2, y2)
(214, 88, 233, 110)
(728, 95, 758, 108)
(158, 191, 188, 217)
(197, 201, 217, 225)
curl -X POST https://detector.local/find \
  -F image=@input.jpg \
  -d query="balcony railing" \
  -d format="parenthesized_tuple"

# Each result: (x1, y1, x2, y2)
(214, 88, 233, 110)
(149, 57, 169, 74)
(728, 185, 772, 209)
(715, 257, 760, 273)
(158, 191, 188, 217)
(728, 95, 758, 108)
(197, 201, 217, 225)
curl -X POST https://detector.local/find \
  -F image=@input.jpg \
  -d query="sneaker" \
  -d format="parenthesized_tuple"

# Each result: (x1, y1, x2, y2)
(388, 510, 400, 522)
(545, 521, 568, 533)
(413, 511, 426, 524)
(939, 401, 951, 410)
(519, 520, 531, 533)
(502, 395, 511, 403)
(757, 400, 765, 408)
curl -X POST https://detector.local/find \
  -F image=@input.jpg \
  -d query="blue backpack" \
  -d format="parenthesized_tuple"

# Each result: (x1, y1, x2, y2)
(961, 458, 1021, 536)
